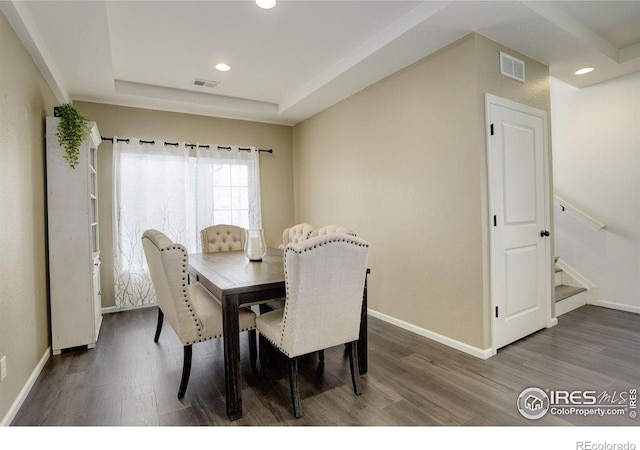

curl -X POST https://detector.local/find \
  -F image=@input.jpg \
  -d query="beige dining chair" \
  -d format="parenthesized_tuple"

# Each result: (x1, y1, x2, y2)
(199, 224, 260, 369)
(280, 223, 315, 249)
(309, 224, 357, 238)
(308, 225, 358, 361)
(200, 224, 245, 253)
(142, 229, 257, 399)
(261, 223, 317, 314)
(256, 233, 370, 418)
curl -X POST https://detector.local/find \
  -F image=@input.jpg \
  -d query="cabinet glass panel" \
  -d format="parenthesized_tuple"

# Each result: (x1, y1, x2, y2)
(89, 146, 96, 169)
(90, 198, 97, 223)
(91, 224, 98, 253)
(90, 172, 96, 196)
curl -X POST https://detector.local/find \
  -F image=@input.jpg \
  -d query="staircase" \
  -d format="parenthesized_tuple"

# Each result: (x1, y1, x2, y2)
(554, 257, 588, 316)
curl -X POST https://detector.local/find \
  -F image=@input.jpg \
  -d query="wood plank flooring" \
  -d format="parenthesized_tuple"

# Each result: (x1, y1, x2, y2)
(11, 305, 640, 427)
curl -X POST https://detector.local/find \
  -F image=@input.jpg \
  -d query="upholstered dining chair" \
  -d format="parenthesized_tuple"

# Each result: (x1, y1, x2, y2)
(280, 223, 315, 249)
(258, 223, 315, 315)
(142, 229, 257, 399)
(256, 233, 370, 418)
(309, 224, 356, 238)
(200, 224, 245, 253)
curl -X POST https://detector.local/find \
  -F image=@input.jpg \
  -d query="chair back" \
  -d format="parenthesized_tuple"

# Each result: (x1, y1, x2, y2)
(142, 229, 201, 344)
(201, 224, 245, 253)
(280, 233, 369, 357)
(309, 224, 356, 238)
(282, 223, 315, 248)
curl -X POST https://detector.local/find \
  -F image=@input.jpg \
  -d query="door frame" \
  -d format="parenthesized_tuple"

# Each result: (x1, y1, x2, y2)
(485, 93, 557, 354)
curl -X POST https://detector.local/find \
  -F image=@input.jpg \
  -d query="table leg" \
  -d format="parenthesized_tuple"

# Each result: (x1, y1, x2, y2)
(358, 270, 370, 374)
(221, 293, 242, 421)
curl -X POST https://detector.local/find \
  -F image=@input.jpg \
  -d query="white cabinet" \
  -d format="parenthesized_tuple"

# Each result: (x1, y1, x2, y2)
(46, 117, 102, 355)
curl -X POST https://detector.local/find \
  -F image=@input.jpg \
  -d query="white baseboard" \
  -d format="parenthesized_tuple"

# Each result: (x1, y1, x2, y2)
(368, 309, 494, 360)
(591, 299, 640, 315)
(1, 347, 50, 426)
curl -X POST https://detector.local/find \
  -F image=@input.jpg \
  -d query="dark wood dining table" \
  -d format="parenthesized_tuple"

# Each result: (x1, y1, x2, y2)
(188, 248, 370, 421)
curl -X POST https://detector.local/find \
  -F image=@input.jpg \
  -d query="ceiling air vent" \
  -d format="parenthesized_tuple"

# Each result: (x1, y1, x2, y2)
(193, 78, 220, 88)
(500, 52, 525, 83)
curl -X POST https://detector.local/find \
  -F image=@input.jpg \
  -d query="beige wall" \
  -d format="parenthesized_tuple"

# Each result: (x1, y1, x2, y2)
(74, 102, 294, 308)
(293, 35, 486, 348)
(292, 33, 551, 350)
(0, 13, 58, 423)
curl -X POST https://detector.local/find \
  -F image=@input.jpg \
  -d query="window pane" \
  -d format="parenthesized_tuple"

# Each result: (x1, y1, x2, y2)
(212, 164, 231, 186)
(231, 164, 248, 186)
(213, 187, 231, 210)
(196, 153, 261, 233)
(231, 187, 249, 209)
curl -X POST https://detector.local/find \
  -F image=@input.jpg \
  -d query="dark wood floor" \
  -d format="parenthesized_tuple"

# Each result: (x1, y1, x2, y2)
(11, 305, 640, 427)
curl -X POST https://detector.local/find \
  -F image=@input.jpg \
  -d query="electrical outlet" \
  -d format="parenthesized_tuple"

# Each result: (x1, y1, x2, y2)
(1, 355, 6, 382)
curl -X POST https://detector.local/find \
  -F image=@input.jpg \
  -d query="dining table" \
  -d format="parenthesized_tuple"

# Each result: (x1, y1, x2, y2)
(188, 247, 370, 421)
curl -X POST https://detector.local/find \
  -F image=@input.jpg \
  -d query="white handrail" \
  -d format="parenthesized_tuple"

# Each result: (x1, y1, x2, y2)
(554, 194, 607, 230)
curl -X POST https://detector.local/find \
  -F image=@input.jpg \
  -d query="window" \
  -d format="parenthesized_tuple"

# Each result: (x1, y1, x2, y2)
(113, 139, 261, 308)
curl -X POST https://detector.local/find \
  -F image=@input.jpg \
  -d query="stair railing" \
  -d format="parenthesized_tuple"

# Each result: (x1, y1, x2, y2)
(554, 194, 607, 230)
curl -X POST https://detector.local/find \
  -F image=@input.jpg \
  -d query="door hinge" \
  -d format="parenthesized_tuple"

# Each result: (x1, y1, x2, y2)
(490, 124, 494, 136)
(495, 306, 499, 318)
(493, 215, 497, 227)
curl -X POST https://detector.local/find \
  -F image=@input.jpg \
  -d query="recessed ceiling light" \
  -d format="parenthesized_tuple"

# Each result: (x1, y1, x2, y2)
(215, 63, 231, 72)
(575, 67, 594, 75)
(256, 0, 276, 9)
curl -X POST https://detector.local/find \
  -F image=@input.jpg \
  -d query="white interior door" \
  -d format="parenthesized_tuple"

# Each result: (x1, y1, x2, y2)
(487, 94, 551, 350)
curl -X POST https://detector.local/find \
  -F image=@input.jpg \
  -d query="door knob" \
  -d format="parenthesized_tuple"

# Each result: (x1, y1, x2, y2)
(540, 230, 550, 237)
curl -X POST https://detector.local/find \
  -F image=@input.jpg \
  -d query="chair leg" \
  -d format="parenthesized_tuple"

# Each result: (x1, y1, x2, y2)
(258, 333, 269, 378)
(248, 329, 258, 376)
(318, 349, 325, 362)
(289, 357, 303, 419)
(178, 345, 192, 399)
(154, 308, 164, 343)
(347, 341, 362, 396)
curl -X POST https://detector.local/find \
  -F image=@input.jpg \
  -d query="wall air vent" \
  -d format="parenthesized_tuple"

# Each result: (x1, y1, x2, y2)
(500, 52, 525, 83)
(193, 79, 220, 88)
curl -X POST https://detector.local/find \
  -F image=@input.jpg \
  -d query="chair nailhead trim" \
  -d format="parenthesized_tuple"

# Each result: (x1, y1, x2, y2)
(285, 237, 368, 255)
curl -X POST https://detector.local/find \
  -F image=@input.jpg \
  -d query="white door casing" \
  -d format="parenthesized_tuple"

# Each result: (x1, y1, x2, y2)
(486, 94, 553, 351)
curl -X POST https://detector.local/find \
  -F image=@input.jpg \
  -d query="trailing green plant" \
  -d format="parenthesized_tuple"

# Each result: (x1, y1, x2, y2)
(55, 103, 91, 169)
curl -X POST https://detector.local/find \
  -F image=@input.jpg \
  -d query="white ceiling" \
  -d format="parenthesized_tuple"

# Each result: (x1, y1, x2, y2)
(2, 0, 640, 126)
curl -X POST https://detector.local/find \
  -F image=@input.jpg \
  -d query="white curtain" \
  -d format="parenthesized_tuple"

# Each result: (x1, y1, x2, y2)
(113, 139, 262, 309)
(113, 139, 191, 309)
(195, 145, 262, 250)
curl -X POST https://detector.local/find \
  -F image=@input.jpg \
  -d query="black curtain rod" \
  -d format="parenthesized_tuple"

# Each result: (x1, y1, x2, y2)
(101, 136, 273, 154)
(101, 136, 130, 143)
